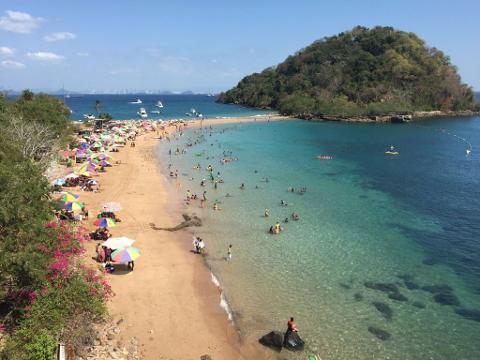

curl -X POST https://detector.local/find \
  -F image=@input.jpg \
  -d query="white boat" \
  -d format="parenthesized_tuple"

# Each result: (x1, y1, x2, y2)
(190, 108, 197, 114)
(83, 114, 95, 120)
(155, 101, 164, 108)
(207, 93, 215, 97)
(129, 98, 142, 104)
(151, 110, 161, 114)
(137, 108, 148, 118)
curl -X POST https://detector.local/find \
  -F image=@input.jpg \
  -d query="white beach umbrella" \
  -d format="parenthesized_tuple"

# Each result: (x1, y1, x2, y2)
(102, 236, 136, 249)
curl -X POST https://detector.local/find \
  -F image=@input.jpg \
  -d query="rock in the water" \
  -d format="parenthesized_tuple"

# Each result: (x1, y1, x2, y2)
(455, 308, 480, 322)
(421, 284, 453, 294)
(420, 284, 460, 306)
(388, 292, 408, 302)
(368, 326, 391, 340)
(434, 292, 460, 306)
(403, 280, 419, 290)
(259, 331, 283, 351)
(412, 301, 426, 309)
(354, 292, 364, 301)
(372, 301, 393, 320)
(364, 282, 399, 294)
(284, 331, 305, 352)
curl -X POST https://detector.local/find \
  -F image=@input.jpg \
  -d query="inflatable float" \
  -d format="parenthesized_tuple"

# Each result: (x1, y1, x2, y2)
(385, 151, 399, 155)
(316, 155, 333, 160)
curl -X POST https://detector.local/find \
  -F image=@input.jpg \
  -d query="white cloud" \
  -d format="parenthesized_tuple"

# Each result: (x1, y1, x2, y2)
(77, 52, 89, 57)
(0, 10, 43, 34)
(44, 32, 76, 42)
(26, 51, 64, 62)
(1, 60, 25, 69)
(0, 46, 15, 56)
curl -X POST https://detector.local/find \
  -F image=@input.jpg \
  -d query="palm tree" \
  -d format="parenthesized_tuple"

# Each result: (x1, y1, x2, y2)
(95, 100, 101, 116)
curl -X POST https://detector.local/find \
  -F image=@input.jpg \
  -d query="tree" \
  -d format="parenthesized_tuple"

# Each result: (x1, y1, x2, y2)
(95, 100, 102, 116)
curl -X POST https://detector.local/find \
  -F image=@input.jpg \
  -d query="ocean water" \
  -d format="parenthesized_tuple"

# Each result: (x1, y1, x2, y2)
(157, 117, 480, 359)
(61, 94, 274, 120)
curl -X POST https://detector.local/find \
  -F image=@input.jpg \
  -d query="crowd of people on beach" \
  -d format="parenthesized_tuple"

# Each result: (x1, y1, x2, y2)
(50, 119, 186, 274)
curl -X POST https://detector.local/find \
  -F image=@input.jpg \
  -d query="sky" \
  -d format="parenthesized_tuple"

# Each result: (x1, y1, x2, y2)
(0, 0, 479, 93)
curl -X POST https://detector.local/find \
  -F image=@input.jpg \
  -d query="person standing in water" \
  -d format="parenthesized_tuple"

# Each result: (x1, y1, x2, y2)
(227, 244, 232, 261)
(264, 209, 269, 217)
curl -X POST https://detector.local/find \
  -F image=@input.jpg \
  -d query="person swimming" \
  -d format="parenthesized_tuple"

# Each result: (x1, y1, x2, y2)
(281, 200, 288, 207)
(240, 183, 245, 190)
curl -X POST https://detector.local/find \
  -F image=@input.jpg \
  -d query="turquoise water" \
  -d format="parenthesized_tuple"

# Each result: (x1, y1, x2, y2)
(158, 118, 480, 359)
(61, 94, 275, 120)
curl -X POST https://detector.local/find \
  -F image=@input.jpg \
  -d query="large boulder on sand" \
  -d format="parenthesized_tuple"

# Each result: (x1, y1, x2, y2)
(259, 331, 283, 351)
(284, 331, 305, 351)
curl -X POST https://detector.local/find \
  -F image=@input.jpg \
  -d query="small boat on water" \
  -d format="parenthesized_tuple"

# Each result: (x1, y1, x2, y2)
(385, 145, 399, 155)
(155, 101, 164, 108)
(83, 114, 95, 120)
(129, 98, 142, 104)
(316, 155, 333, 160)
(151, 110, 161, 114)
(137, 108, 148, 118)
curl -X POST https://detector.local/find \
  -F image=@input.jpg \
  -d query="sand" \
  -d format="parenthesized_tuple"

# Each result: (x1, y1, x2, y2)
(78, 117, 288, 359)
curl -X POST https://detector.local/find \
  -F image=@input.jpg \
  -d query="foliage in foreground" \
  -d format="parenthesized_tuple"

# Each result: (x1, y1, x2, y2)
(218, 26, 477, 117)
(0, 91, 112, 359)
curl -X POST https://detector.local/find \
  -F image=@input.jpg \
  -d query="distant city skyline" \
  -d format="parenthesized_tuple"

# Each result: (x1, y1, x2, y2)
(1, 0, 479, 92)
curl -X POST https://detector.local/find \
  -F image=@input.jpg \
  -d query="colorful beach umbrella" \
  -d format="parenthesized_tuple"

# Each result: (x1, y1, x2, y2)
(93, 217, 116, 228)
(111, 247, 140, 262)
(59, 192, 79, 203)
(64, 201, 84, 212)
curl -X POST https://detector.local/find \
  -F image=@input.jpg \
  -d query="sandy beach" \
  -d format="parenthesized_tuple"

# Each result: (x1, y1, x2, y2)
(78, 117, 287, 359)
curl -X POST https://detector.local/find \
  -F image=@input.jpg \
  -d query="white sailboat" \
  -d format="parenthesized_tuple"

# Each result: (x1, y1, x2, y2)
(155, 101, 164, 108)
(129, 98, 142, 104)
(137, 108, 148, 118)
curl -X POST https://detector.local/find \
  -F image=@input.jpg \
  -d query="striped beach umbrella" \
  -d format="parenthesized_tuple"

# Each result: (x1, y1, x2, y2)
(64, 201, 84, 212)
(111, 247, 140, 262)
(93, 217, 116, 228)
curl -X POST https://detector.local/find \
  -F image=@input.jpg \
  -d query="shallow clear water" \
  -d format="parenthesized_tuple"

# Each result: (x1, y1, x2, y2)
(61, 94, 274, 120)
(158, 118, 480, 359)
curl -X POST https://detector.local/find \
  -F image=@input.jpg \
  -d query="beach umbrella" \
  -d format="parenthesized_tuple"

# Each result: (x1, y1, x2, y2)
(102, 236, 135, 249)
(97, 160, 110, 167)
(79, 143, 89, 150)
(103, 202, 122, 212)
(93, 217, 116, 228)
(64, 201, 84, 212)
(111, 247, 140, 262)
(59, 192, 79, 203)
(53, 178, 66, 186)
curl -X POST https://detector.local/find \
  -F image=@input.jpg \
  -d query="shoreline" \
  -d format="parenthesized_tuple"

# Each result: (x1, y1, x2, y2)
(79, 117, 274, 359)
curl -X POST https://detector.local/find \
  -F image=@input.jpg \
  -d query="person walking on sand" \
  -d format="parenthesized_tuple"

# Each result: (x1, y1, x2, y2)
(227, 244, 232, 261)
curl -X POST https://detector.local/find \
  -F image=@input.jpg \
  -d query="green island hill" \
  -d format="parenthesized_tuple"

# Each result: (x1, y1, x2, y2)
(218, 26, 479, 122)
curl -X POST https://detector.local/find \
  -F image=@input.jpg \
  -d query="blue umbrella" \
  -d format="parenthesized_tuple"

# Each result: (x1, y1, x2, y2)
(53, 178, 66, 186)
